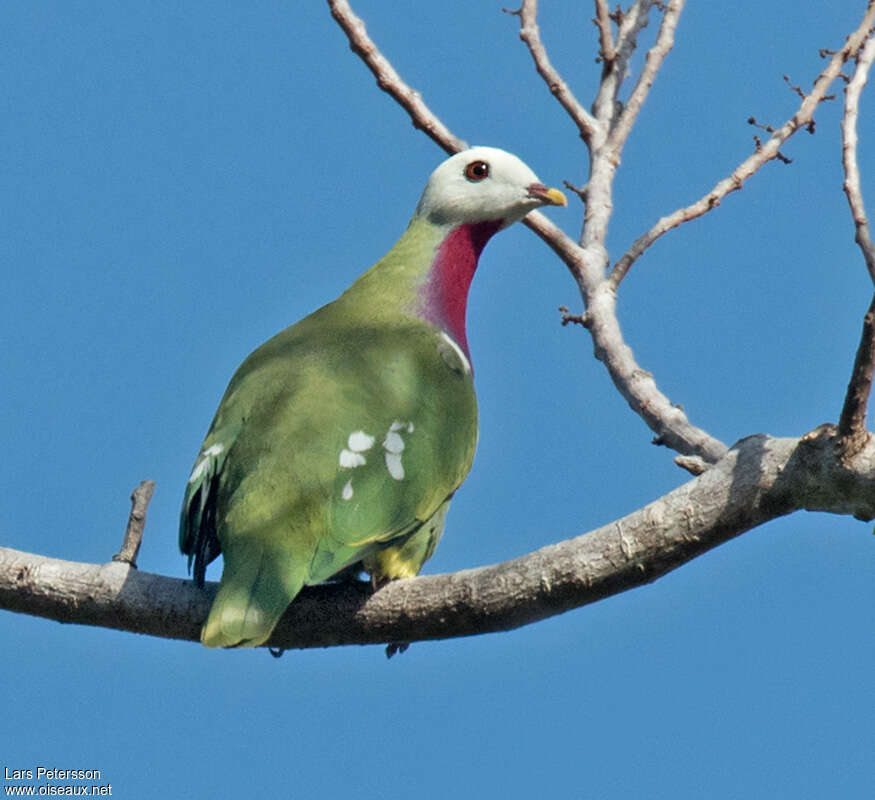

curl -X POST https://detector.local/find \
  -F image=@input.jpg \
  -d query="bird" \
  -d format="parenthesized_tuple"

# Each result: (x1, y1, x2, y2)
(180, 146, 566, 648)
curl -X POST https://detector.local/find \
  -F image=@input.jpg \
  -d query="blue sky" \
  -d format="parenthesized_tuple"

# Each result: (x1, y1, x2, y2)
(2, 2, 873, 797)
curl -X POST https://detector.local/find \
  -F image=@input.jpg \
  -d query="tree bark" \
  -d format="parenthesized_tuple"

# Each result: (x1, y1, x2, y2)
(2, 431, 873, 650)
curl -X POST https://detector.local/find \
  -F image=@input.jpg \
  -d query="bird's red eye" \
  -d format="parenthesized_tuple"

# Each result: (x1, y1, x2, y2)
(464, 160, 490, 181)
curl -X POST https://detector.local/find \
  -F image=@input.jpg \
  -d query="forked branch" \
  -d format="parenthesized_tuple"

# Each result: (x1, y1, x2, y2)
(328, 0, 729, 463)
(607, 0, 685, 155)
(838, 30, 875, 455)
(609, 2, 875, 289)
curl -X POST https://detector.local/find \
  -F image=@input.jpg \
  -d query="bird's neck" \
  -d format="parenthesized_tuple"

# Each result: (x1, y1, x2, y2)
(339, 216, 503, 359)
(417, 219, 503, 357)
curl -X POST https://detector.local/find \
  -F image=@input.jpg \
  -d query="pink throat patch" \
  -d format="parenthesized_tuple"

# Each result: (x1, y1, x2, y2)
(419, 219, 504, 358)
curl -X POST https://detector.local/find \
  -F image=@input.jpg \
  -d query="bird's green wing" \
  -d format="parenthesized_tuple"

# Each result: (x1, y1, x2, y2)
(179, 418, 241, 586)
(307, 322, 478, 583)
(184, 310, 477, 647)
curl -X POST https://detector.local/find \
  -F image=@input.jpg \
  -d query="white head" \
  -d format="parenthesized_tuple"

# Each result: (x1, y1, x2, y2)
(415, 146, 566, 227)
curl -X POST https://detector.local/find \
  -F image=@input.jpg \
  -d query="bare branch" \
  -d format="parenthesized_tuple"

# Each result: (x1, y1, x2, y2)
(608, 3, 875, 289)
(613, 1, 654, 66)
(607, 0, 685, 155)
(583, 281, 730, 462)
(837, 33, 875, 458)
(593, 0, 617, 65)
(326, 0, 467, 153)
(590, 0, 656, 128)
(324, 0, 724, 462)
(674, 454, 709, 475)
(507, 0, 599, 143)
(112, 480, 155, 567)
(3, 432, 874, 649)
(528, 0, 723, 463)
(838, 294, 875, 457)
(324, 1, 869, 468)
(522, 210, 586, 278)
(841, 32, 875, 284)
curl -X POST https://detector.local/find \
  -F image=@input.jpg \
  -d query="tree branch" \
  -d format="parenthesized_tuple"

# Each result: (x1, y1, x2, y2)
(112, 480, 155, 567)
(326, 1, 873, 469)
(594, 0, 656, 130)
(837, 31, 875, 458)
(593, 0, 616, 66)
(518, 0, 726, 463)
(8, 7, 875, 650)
(506, 0, 599, 144)
(606, 0, 685, 156)
(584, 280, 730, 461)
(327, 0, 726, 463)
(326, 0, 467, 153)
(838, 294, 875, 456)
(608, 2, 875, 289)
(3, 432, 874, 649)
(841, 31, 875, 284)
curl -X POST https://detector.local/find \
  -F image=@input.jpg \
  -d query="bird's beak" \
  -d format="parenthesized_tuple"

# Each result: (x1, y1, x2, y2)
(527, 183, 567, 207)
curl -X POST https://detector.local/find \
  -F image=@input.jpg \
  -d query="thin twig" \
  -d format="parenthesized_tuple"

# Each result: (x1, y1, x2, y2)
(590, 0, 655, 129)
(508, 0, 599, 144)
(838, 294, 875, 458)
(607, 0, 685, 155)
(608, 3, 875, 289)
(841, 32, 875, 284)
(113, 480, 156, 568)
(558, 305, 589, 327)
(583, 0, 667, 258)
(593, 0, 616, 64)
(326, 0, 467, 153)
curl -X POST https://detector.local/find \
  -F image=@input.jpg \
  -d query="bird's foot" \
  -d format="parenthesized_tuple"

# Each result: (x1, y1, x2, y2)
(385, 642, 410, 659)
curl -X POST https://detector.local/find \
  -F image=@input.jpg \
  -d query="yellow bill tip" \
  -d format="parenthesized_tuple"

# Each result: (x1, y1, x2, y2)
(528, 183, 567, 207)
(543, 186, 567, 207)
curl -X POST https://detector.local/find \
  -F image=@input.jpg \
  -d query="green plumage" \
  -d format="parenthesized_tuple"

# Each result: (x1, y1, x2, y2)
(181, 217, 476, 647)
(180, 147, 565, 648)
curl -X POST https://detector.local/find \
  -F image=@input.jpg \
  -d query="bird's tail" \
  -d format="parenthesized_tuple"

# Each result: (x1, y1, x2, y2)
(201, 541, 306, 648)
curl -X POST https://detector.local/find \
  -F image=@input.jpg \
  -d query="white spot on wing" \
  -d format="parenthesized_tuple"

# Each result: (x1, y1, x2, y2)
(385, 452, 405, 480)
(188, 460, 208, 484)
(381, 420, 413, 480)
(341, 479, 354, 500)
(383, 431, 405, 454)
(440, 332, 471, 375)
(339, 449, 367, 468)
(347, 431, 375, 452)
(187, 443, 225, 484)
